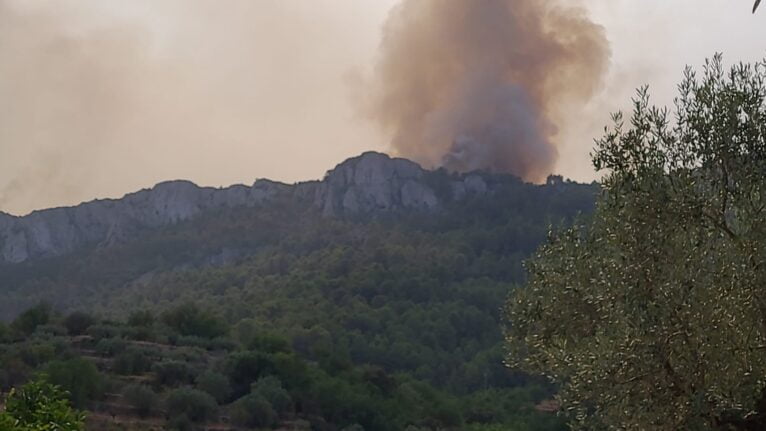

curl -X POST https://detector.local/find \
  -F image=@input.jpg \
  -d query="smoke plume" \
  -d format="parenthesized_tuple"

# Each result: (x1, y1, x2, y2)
(365, 0, 610, 180)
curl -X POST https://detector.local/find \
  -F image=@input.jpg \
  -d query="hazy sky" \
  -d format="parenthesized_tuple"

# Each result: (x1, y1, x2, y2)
(1, 0, 765, 215)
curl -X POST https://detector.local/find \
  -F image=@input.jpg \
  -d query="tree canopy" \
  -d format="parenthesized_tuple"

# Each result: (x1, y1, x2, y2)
(507, 55, 766, 430)
(0, 377, 85, 431)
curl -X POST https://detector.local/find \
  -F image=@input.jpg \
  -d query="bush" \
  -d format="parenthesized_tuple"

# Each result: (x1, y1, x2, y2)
(165, 388, 217, 423)
(225, 351, 275, 397)
(123, 384, 159, 418)
(230, 394, 277, 428)
(127, 309, 155, 327)
(12, 303, 52, 335)
(162, 303, 228, 339)
(45, 358, 104, 408)
(113, 348, 152, 375)
(95, 337, 127, 356)
(0, 357, 31, 390)
(251, 376, 292, 415)
(195, 371, 231, 404)
(87, 324, 123, 340)
(63, 312, 95, 336)
(246, 332, 291, 354)
(0, 322, 10, 343)
(153, 361, 193, 387)
(19, 342, 56, 367)
(34, 323, 68, 336)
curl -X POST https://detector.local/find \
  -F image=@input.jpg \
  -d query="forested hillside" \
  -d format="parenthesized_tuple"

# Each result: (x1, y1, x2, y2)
(0, 162, 597, 430)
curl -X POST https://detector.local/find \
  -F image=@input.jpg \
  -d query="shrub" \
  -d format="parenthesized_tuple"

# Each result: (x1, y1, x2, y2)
(11, 303, 52, 335)
(225, 351, 275, 397)
(246, 332, 291, 354)
(0, 322, 10, 343)
(153, 361, 193, 387)
(162, 303, 228, 339)
(113, 348, 152, 375)
(195, 371, 231, 404)
(95, 337, 127, 356)
(0, 357, 31, 390)
(123, 384, 159, 418)
(19, 342, 56, 367)
(230, 394, 277, 428)
(45, 358, 104, 408)
(34, 323, 68, 336)
(251, 376, 293, 415)
(127, 309, 155, 327)
(63, 312, 95, 336)
(86, 324, 123, 340)
(165, 388, 217, 423)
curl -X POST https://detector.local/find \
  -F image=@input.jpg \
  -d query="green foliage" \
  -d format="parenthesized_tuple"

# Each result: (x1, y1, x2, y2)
(152, 361, 193, 387)
(508, 55, 766, 430)
(225, 351, 275, 397)
(44, 358, 103, 408)
(127, 309, 155, 328)
(251, 376, 293, 415)
(122, 384, 159, 418)
(165, 388, 217, 423)
(230, 393, 277, 428)
(17, 343, 55, 368)
(246, 332, 291, 354)
(162, 303, 228, 339)
(112, 348, 152, 376)
(62, 312, 95, 336)
(94, 337, 127, 356)
(11, 303, 52, 336)
(0, 170, 598, 430)
(0, 322, 11, 343)
(195, 371, 231, 404)
(0, 377, 85, 431)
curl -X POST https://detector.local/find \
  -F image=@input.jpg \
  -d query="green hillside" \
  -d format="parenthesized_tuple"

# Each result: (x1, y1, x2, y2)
(0, 171, 597, 430)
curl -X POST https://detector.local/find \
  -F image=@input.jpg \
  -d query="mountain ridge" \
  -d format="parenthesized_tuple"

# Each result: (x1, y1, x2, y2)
(0, 152, 495, 264)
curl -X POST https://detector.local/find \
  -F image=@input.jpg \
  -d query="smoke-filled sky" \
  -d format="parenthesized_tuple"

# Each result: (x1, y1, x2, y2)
(1, 0, 765, 215)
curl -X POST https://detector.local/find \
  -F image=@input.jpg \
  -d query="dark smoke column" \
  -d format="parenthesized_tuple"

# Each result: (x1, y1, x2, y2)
(364, 0, 610, 181)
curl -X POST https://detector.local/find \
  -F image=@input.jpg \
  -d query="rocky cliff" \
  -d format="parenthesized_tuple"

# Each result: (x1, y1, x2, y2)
(0, 152, 488, 263)
(310, 152, 439, 216)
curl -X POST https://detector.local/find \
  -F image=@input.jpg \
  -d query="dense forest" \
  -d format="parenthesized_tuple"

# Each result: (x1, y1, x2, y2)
(0, 170, 597, 430)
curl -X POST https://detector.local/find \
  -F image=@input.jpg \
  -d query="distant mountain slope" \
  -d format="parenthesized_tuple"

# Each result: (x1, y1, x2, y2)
(0, 152, 597, 321)
(0, 152, 491, 263)
(0, 152, 598, 430)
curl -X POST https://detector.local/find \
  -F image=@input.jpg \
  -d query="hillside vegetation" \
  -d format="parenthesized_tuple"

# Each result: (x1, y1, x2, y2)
(0, 170, 597, 430)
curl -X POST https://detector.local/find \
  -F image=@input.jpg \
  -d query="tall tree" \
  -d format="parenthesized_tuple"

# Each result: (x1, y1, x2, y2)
(507, 55, 766, 430)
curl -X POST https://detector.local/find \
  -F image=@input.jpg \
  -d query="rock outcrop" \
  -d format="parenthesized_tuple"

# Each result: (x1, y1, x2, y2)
(312, 152, 438, 216)
(0, 152, 489, 263)
(0, 179, 288, 263)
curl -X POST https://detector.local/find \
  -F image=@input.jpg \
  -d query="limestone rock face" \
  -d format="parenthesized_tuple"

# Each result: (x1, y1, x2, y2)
(0, 179, 289, 263)
(0, 152, 494, 263)
(311, 152, 438, 216)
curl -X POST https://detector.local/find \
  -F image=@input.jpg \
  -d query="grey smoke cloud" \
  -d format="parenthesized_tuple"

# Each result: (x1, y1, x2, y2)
(364, 0, 611, 180)
(5, 0, 760, 215)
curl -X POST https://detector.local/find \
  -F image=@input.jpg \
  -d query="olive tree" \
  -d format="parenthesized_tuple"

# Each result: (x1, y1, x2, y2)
(507, 55, 766, 430)
(0, 377, 85, 431)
